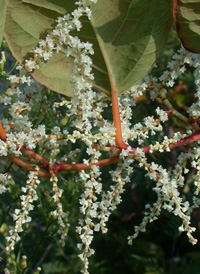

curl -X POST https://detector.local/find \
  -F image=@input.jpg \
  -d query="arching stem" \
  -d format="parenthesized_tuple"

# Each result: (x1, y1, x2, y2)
(7, 156, 50, 177)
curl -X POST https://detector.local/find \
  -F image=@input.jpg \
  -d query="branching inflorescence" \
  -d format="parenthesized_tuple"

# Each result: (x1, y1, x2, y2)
(0, 0, 200, 273)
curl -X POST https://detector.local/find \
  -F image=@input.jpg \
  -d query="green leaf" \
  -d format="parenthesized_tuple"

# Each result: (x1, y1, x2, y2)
(90, 0, 173, 96)
(4, 0, 173, 97)
(173, 0, 200, 53)
(0, 0, 8, 45)
(4, 0, 75, 95)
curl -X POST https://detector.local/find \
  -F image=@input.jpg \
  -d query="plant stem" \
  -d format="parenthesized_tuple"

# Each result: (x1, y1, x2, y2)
(5, 61, 18, 76)
(0, 122, 6, 141)
(21, 147, 49, 165)
(2, 131, 200, 177)
(55, 155, 119, 173)
(7, 156, 50, 177)
(110, 75, 127, 149)
(128, 131, 200, 154)
(159, 88, 199, 130)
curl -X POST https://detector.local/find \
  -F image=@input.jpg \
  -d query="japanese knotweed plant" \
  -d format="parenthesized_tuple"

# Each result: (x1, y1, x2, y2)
(0, 0, 200, 273)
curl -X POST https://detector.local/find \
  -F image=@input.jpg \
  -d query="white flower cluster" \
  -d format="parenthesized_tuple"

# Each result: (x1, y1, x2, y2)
(6, 170, 40, 252)
(77, 165, 102, 274)
(50, 170, 70, 247)
(0, 173, 12, 194)
(174, 146, 200, 195)
(7, 0, 96, 88)
(77, 153, 133, 273)
(187, 54, 200, 118)
(97, 155, 134, 232)
(149, 131, 188, 153)
(128, 151, 197, 246)
(118, 99, 170, 144)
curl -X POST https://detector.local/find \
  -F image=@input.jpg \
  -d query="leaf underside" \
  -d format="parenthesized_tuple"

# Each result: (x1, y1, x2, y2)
(173, 0, 200, 53)
(4, 0, 173, 97)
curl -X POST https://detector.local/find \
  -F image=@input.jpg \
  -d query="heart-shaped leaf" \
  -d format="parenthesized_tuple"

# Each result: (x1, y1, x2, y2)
(173, 0, 200, 53)
(0, 0, 8, 45)
(4, 0, 173, 97)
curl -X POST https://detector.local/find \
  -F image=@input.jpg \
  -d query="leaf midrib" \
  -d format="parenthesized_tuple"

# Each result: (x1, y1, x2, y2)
(90, 18, 113, 93)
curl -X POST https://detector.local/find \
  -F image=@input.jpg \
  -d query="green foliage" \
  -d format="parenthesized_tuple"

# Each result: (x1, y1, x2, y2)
(0, 0, 8, 45)
(3, 0, 173, 97)
(173, 0, 200, 53)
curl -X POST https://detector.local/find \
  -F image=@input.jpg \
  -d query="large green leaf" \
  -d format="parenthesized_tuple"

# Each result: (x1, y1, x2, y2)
(90, 0, 173, 95)
(0, 0, 8, 45)
(173, 0, 200, 53)
(4, 0, 173, 97)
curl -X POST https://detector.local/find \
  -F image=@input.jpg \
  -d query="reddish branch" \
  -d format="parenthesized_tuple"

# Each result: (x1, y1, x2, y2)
(133, 132, 200, 153)
(0, 122, 120, 176)
(21, 147, 49, 165)
(110, 77, 200, 153)
(1, 113, 200, 177)
(109, 132, 200, 154)
(7, 156, 51, 177)
(54, 155, 120, 173)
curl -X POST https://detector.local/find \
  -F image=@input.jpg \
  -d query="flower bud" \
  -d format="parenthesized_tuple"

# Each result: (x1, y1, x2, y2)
(21, 255, 27, 269)
(1, 39, 6, 48)
(60, 116, 69, 126)
(33, 267, 42, 274)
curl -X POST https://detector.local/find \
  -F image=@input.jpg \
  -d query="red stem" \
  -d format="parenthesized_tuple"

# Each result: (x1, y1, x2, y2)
(55, 155, 119, 173)
(7, 156, 50, 177)
(1, 115, 200, 177)
(0, 122, 6, 141)
(110, 81, 200, 154)
(110, 132, 200, 154)
(110, 75, 127, 149)
(21, 146, 49, 165)
(169, 132, 200, 149)
(9, 132, 200, 177)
